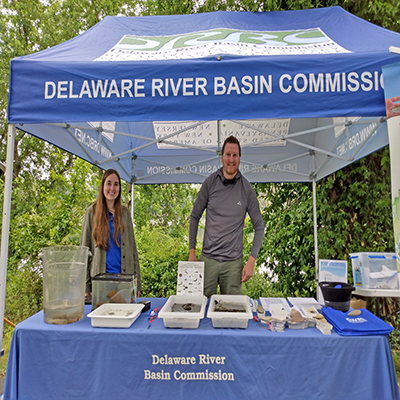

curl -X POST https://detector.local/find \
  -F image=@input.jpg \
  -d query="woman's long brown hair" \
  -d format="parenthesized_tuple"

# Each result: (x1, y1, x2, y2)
(92, 169, 125, 250)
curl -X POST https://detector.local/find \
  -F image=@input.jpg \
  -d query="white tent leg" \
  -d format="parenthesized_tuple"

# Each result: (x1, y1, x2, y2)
(0, 124, 16, 352)
(313, 179, 319, 293)
(131, 183, 134, 222)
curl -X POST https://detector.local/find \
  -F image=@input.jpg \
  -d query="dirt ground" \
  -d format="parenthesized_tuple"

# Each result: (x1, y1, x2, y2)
(0, 375, 4, 395)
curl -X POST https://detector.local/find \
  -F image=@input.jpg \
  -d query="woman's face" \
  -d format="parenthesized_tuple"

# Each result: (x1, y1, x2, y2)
(103, 173, 120, 204)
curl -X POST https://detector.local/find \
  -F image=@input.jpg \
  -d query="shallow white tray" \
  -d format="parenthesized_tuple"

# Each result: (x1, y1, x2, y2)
(87, 303, 144, 328)
(158, 294, 207, 329)
(207, 295, 253, 329)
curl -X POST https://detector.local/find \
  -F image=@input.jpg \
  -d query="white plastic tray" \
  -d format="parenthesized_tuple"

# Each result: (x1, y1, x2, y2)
(87, 303, 144, 328)
(207, 295, 253, 329)
(158, 294, 207, 329)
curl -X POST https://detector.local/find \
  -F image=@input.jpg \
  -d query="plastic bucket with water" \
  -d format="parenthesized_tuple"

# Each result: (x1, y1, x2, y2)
(41, 246, 89, 324)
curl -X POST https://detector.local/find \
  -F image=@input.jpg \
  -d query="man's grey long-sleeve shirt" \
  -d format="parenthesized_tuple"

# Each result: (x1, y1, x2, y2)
(189, 168, 265, 262)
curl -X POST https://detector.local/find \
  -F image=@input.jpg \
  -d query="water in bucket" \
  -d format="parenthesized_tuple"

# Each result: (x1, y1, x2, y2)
(42, 246, 89, 324)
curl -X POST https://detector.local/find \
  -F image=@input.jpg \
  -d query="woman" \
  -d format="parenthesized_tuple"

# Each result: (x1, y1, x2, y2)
(81, 169, 141, 298)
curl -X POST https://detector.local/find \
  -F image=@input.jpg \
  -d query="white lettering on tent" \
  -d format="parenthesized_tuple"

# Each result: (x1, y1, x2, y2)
(74, 128, 112, 158)
(279, 74, 292, 93)
(151, 78, 209, 97)
(241, 76, 253, 94)
(107, 80, 120, 97)
(183, 78, 194, 96)
(146, 165, 198, 175)
(214, 75, 272, 95)
(327, 73, 341, 92)
(376, 71, 381, 91)
(152, 79, 164, 96)
(45, 82, 56, 99)
(249, 163, 297, 173)
(44, 79, 147, 100)
(80, 81, 92, 98)
(121, 79, 133, 97)
(336, 122, 378, 156)
(170, 79, 182, 96)
(293, 74, 308, 93)
(278, 72, 383, 94)
(57, 81, 68, 98)
(199, 165, 218, 174)
(196, 78, 208, 95)
(92, 80, 109, 97)
(135, 79, 145, 97)
(43, 70, 383, 101)
(69, 81, 79, 98)
(227, 77, 240, 94)
(347, 72, 360, 92)
(360, 71, 373, 91)
(214, 77, 226, 95)
(309, 73, 324, 92)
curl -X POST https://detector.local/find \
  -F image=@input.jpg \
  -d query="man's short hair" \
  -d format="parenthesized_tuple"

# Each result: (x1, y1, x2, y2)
(221, 135, 241, 157)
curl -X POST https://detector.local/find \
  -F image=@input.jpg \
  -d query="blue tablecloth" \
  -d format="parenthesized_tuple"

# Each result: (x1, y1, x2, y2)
(4, 298, 400, 400)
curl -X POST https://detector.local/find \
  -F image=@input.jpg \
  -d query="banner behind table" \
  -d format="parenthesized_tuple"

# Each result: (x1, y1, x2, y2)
(383, 62, 400, 281)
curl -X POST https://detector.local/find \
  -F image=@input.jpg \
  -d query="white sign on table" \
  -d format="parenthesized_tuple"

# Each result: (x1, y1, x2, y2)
(318, 259, 348, 303)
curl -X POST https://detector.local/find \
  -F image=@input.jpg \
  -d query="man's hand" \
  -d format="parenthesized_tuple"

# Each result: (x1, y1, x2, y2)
(242, 256, 255, 282)
(189, 248, 197, 262)
(386, 95, 400, 119)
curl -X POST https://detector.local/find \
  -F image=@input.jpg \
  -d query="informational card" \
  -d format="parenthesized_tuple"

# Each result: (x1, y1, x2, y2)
(318, 259, 348, 302)
(176, 261, 204, 295)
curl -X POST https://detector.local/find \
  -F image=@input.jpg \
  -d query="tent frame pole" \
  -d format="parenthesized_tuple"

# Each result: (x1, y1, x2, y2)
(313, 178, 319, 287)
(0, 124, 16, 352)
(131, 183, 134, 222)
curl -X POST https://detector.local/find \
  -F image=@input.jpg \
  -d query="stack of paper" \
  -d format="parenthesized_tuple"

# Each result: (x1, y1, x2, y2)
(260, 297, 289, 313)
(287, 297, 322, 309)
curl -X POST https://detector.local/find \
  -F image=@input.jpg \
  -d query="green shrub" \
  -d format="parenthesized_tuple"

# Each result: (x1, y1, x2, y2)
(5, 263, 43, 324)
(136, 225, 189, 297)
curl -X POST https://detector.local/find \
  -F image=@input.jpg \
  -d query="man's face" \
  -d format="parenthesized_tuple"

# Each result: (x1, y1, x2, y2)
(221, 142, 240, 179)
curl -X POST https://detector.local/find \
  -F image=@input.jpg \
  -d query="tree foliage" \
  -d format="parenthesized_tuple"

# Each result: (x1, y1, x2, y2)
(133, 184, 199, 238)
(253, 148, 394, 298)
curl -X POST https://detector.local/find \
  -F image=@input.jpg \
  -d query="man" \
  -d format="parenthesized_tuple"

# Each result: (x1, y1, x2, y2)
(189, 135, 265, 297)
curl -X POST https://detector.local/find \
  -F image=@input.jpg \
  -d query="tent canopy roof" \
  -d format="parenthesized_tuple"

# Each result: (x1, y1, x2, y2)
(7, 7, 400, 183)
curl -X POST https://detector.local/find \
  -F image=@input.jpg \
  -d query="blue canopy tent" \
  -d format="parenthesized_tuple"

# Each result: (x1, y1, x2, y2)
(6, 7, 400, 185)
(2, 7, 400, 345)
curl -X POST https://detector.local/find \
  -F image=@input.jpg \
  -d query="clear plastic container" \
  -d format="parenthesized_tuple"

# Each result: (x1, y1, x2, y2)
(42, 246, 89, 324)
(87, 303, 144, 328)
(158, 294, 207, 329)
(207, 295, 253, 329)
(91, 273, 137, 311)
(350, 252, 398, 289)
